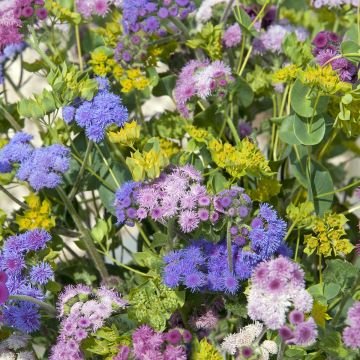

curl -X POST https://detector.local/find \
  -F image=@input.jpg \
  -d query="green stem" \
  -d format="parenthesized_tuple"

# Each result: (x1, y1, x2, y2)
(318, 129, 338, 161)
(316, 178, 360, 198)
(74, 0, 83, 71)
(136, 221, 152, 248)
(170, 17, 190, 39)
(227, 221, 233, 273)
(28, 28, 56, 71)
(238, 45, 253, 76)
(72, 153, 117, 192)
(0, 184, 29, 210)
(332, 275, 360, 326)
(294, 229, 301, 262)
(94, 143, 120, 188)
(57, 187, 109, 280)
(343, 203, 360, 215)
(226, 114, 241, 146)
(9, 295, 57, 316)
(69, 141, 93, 200)
(318, 254, 323, 284)
(284, 220, 298, 241)
(221, 0, 235, 22)
(0, 104, 22, 131)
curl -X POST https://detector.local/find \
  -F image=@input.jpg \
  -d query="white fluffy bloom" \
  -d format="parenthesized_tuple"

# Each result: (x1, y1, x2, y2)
(312, 0, 358, 8)
(261, 340, 278, 354)
(221, 322, 263, 355)
(196, 0, 233, 23)
(16, 352, 35, 360)
(4, 333, 30, 351)
(0, 351, 16, 360)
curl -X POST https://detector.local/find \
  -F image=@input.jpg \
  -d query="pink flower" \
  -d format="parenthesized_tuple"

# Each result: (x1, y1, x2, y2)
(223, 23, 242, 48)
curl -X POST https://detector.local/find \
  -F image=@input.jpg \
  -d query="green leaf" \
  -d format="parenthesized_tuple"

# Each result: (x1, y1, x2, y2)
(324, 283, 341, 300)
(293, 114, 326, 145)
(291, 79, 329, 118)
(22, 60, 44, 72)
(232, 76, 254, 108)
(279, 115, 301, 145)
(307, 162, 334, 216)
(323, 259, 357, 290)
(341, 40, 360, 63)
(152, 75, 176, 97)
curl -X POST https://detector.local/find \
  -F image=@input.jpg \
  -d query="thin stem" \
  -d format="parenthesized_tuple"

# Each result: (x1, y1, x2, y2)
(317, 178, 360, 198)
(318, 254, 322, 284)
(136, 221, 152, 248)
(0, 184, 29, 210)
(317, 129, 338, 161)
(69, 141, 93, 200)
(0, 104, 22, 131)
(28, 27, 56, 71)
(249, 0, 270, 28)
(294, 229, 301, 262)
(343, 203, 360, 214)
(74, 0, 83, 71)
(170, 17, 191, 39)
(9, 295, 57, 316)
(226, 114, 241, 146)
(221, 0, 235, 22)
(57, 187, 109, 280)
(238, 45, 253, 76)
(284, 220, 298, 241)
(94, 143, 120, 188)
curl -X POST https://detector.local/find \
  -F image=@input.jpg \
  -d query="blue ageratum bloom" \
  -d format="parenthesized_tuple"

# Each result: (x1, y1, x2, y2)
(0, 230, 53, 333)
(0, 133, 70, 191)
(62, 77, 129, 143)
(30, 262, 54, 285)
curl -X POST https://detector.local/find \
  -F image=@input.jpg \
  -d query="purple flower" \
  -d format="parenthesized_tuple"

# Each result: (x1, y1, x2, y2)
(343, 301, 360, 349)
(30, 262, 53, 285)
(292, 318, 318, 346)
(0, 283, 9, 305)
(23, 229, 51, 251)
(223, 23, 242, 48)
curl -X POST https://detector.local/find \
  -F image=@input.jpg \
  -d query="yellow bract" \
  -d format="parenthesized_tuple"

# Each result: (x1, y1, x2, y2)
(191, 338, 223, 360)
(108, 121, 141, 145)
(273, 64, 300, 83)
(247, 178, 281, 202)
(304, 212, 354, 257)
(16, 193, 56, 231)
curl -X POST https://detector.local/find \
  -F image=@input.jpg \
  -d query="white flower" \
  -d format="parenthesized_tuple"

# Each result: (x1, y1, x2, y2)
(261, 340, 278, 354)
(196, 0, 233, 23)
(221, 322, 263, 355)
(4, 333, 30, 351)
(0, 351, 16, 360)
(16, 352, 35, 360)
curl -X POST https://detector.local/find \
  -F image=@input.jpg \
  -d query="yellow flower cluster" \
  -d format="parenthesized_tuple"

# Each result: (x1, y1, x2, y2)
(248, 178, 281, 202)
(15, 193, 56, 231)
(185, 125, 211, 143)
(159, 138, 180, 158)
(47, 1, 81, 24)
(191, 339, 222, 360)
(208, 138, 272, 179)
(126, 140, 169, 181)
(273, 65, 300, 84)
(93, 17, 122, 47)
(301, 65, 352, 94)
(89, 48, 124, 80)
(304, 212, 354, 257)
(108, 121, 141, 146)
(120, 68, 150, 93)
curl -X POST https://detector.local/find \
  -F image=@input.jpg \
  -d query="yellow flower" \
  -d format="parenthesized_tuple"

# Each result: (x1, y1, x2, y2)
(15, 193, 56, 231)
(120, 78, 134, 93)
(304, 212, 354, 257)
(127, 68, 142, 79)
(191, 338, 222, 360)
(108, 121, 141, 145)
(273, 64, 300, 83)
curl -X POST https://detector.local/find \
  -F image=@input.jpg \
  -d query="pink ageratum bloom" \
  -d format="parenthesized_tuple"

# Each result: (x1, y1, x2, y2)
(174, 60, 233, 118)
(247, 257, 314, 330)
(343, 301, 360, 349)
(223, 23, 242, 48)
(76, 0, 118, 18)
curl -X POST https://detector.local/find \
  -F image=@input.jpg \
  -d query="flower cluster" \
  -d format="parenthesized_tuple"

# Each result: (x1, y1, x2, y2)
(0, 2, 23, 53)
(0, 229, 53, 333)
(221, 321, 278, 359)
(304, 212, 354, 257)
(0, 132, 70, 191)
(247, 257, 315, 331)
(342, 301, 360, 349)
(253, 23, 308, 54)
(131, 325, 189, 360)
(312, 31, 357, 83)
(115, 33, 149, 67)
(279, 311, 318, 347)
(223, 23, 242, 49)
(115, 165, 217, 233)
(50, 285, 127, 359)
(0, 42, 27, 84)
(62, 77, 129, 142)
(121, 0, 196, 35)
(174, 60, 233, 118)
(76, 0, 120, 18)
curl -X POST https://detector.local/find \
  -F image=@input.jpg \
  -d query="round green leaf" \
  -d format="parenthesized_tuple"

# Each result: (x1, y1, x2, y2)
(293, 114, 326, 145)
(279, 115, 301, 145)
(291, 79, 329, 117)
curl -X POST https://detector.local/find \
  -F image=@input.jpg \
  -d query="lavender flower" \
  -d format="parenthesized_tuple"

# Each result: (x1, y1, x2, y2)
(174, 60, 233, 118)
(343, 301, 360, 349)
(50, 285, 127, 360)
(62, 77, 129, 142)
(312, 0, 358, 8)
(247, 257, 315, 331)
(29, 262, 54, 285)
(122, 0, 196, 35)
(223, 23, 242, 48)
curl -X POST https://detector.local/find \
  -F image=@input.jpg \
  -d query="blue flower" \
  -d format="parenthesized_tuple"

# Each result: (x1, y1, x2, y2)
(3, 302, 41, 333)
(30, 262, 54, 285)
